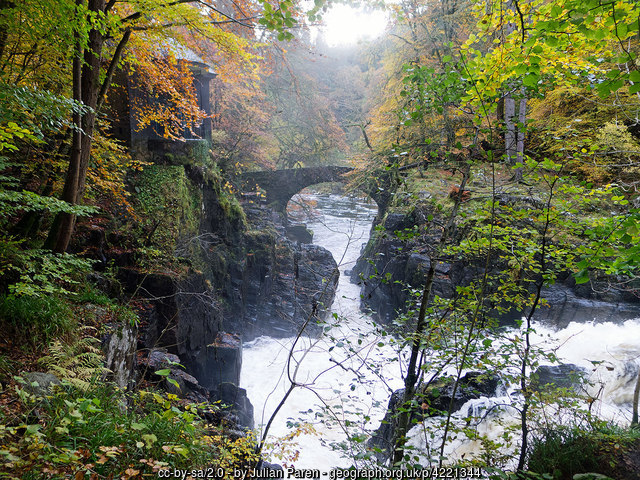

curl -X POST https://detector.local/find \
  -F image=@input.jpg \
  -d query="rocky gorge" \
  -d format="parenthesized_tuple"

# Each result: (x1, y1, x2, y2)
(112, 165, 640, 469)
(4, 2, 640, 476)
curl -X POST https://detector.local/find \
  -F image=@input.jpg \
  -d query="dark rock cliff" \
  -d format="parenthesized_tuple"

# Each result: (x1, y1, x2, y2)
(224, 203, 339, 340)
(352, 204, 640, 329)
(118, 165, 339, 427)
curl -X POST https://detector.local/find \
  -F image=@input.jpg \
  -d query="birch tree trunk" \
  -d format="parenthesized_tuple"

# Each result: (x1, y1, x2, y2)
(504, 92, 517, 163)
(632, 369, 640, 426)
(513, 94, 527, 182)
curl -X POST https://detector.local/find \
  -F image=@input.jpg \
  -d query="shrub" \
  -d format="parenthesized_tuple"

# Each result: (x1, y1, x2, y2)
(38, 329, 107, 391)
(528, 427, 600, 479)
(0, 384, 259, 479)
(527, 422, 640, 480)
(74, 285, 113, 306)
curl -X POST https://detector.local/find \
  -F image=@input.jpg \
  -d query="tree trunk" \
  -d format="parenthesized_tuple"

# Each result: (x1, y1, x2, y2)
(504, 92, 517, 164)
(632, 369, 640, 427)
(46, 0, 84, 251)
(392, 261, 436, 466)
(502, 10, 517, 166)
(392, 166, 469, 466)
(48, 0, 105, 253)
(516, 96, 527, 163)
(0, 1, 14, 63)
(513, 94, 527, 181)
(76, 5, 105, 202)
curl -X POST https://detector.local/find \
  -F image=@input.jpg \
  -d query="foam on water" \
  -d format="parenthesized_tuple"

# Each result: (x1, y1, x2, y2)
(241, 194, 404, 467)
(406, 320, 640, 467)
(532, 320, 640, 420)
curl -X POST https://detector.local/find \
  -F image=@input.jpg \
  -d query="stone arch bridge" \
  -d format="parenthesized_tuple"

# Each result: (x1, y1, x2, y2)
(236, 166, 391, 214)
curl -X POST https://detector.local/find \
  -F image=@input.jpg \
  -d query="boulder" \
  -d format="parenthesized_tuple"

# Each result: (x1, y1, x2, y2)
(102, 320, 137, 389)
(139, 349, 209, 400)
(22, 372, 61, 396)
(368, 371, 500, 463)
(286, 224, 313, 244)
(532, 364, 588, 391)
(206, 332, 243, 386)
(214, 382, 255, 430)
(86, 272, 122, 298)
(535, 284, 640, 328)
(423, 371, 500, 414)
(384, 212, 413, 232)
(141, 348, 181, 370)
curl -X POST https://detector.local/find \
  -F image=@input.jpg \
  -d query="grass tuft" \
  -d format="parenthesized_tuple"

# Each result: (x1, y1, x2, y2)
(0, 294, 75, 348)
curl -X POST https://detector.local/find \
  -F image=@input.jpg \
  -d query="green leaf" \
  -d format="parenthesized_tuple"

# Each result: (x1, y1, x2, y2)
(606, 69, 621, 80)
(627, 224, 640, 235)
(610, 78, 624, 92)
(597, 82, 611, 98)
(154, 369, 171, 376)
(545, 36, 558, 47)
(173, 445, 189, 457)
(514, 64, 528, 75)
(618, 23, 628, 38)
(25, 424, 41, 435)
(142, 433, 157, 448)
(523, 74, 539, 87)
(69, 409, 82, 420)
(574, 271, 590, 284)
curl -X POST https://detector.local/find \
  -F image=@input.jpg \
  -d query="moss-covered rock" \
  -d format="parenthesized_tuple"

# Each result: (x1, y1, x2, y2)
(131, 164, 201, 258)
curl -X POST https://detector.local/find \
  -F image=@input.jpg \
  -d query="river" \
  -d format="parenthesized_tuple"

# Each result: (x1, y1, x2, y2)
(240, 193, 640, 470)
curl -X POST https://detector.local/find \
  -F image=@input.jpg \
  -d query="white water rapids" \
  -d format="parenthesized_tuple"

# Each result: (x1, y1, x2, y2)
(240, 193, 640, 470)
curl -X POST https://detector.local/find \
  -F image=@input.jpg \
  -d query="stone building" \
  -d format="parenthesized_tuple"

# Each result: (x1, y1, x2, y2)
(107, 44, 216, 163)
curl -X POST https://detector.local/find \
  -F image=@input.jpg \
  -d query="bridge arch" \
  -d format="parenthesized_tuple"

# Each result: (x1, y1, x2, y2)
(236, 166, 389, 215)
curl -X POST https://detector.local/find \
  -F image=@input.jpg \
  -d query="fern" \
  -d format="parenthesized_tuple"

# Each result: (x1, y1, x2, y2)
(38, 327, 109, 391)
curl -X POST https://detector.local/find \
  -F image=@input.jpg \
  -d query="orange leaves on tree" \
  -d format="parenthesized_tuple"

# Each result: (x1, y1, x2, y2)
(127, 37, 206, 141)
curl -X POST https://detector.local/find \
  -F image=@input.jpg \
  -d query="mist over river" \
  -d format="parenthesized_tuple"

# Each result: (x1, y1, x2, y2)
(240, 193, 640, 470)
